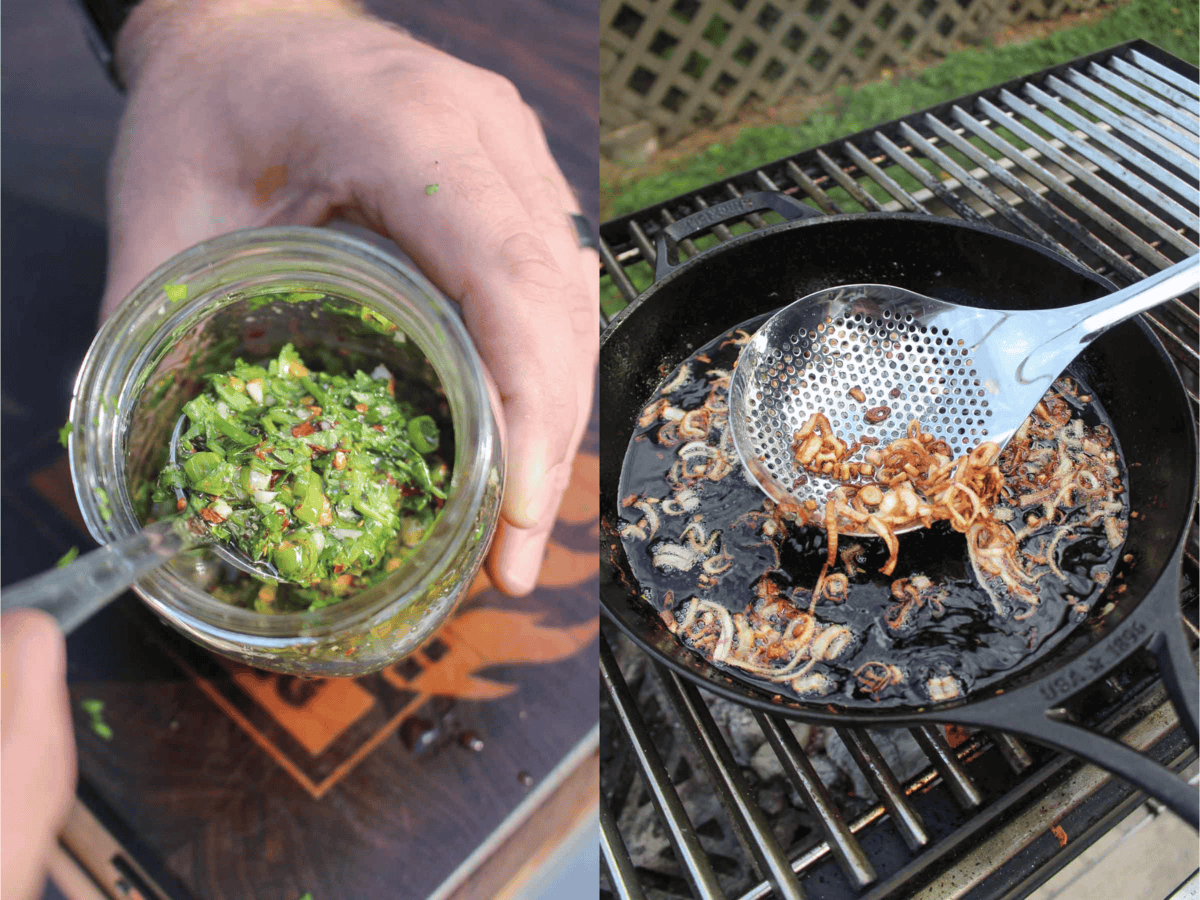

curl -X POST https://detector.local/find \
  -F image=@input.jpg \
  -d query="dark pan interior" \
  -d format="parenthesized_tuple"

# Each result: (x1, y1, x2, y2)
(600, 213, 1197, 725)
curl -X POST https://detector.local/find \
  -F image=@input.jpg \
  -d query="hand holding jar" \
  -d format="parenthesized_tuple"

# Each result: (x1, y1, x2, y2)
(101, 0, 599, 596)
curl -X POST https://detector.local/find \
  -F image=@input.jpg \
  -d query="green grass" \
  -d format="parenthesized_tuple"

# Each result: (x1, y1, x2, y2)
(602, 0, 1198, 221)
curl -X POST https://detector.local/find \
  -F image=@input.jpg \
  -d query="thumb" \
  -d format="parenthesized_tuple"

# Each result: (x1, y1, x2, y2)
(1, 610, 76, 900)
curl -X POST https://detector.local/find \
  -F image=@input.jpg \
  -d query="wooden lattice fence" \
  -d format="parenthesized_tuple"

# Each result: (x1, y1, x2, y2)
(601, 0, 1118, 145)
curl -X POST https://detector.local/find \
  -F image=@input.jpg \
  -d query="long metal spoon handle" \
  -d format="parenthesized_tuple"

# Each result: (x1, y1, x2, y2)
(1079, 255, 1200, 339)
(0, 518, 199, 634)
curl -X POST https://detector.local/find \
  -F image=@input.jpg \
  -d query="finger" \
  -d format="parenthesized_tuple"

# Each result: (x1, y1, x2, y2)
(352, 132, 583, 532)
(1, 611, 75, 900)
(472, 105, 597, 590)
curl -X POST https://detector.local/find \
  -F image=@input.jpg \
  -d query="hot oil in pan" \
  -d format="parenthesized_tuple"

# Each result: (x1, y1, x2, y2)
(617, 315, 1129, 709)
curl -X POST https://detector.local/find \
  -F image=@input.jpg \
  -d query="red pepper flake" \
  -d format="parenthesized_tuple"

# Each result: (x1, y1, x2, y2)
(400, 483, 421, 497)
(371, 424, 384, 432)
(333, 564, 346, 575)
(176, 498, 187, 512)
(199, 507, 226, 524)
(354, 403, 369, 414)
(254, 445, 274, 461)
(1051, 825, 1068, 847)
(307, 444, 331, 455)
(246, 328, 266, 339)
(269, 469, 285, 488)
(291, 422, 316, 438)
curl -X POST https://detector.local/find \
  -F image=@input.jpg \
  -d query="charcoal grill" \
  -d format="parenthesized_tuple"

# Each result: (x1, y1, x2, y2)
(598, 40, 1199, 900)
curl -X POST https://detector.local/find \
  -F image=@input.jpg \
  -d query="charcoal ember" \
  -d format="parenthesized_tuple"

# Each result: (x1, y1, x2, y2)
(749, 723, 813, 782)
(757, 782, 790, 816)
(619, 798, 673, 874)
(705, 696, 763, 766)
(824, 728, 929, 802)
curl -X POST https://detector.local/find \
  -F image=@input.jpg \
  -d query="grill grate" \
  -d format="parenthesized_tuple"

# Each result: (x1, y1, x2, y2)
(600, 40, 1198, 900)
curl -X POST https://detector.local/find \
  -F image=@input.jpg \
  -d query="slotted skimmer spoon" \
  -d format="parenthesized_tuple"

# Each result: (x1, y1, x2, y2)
(729, 255, 1199, 528)
(0, 415, 282, 633)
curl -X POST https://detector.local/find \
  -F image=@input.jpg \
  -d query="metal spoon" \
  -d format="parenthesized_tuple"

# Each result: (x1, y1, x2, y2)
(728, 256, 1199, 528)
(0, 416, 283, 633)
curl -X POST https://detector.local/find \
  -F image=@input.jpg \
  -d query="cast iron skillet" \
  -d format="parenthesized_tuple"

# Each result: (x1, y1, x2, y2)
(600, 192, 1200, 827)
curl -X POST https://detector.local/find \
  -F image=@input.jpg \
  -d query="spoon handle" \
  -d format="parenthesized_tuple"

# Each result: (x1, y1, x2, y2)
(0, 518, 198, 634)
(1079, 255, 1199, 339)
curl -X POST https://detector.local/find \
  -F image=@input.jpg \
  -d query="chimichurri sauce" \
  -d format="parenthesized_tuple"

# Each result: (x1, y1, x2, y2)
(155, 344, 448, 611)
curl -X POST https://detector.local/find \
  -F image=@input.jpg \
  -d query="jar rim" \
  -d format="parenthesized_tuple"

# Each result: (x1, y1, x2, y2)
(68, 225, 502, 640)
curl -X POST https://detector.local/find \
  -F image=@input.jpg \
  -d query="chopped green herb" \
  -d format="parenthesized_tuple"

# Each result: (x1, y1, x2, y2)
(58, 422, 72, 448)
(155, 344, 447, 610)
(95, 487, 112, 522)
(298, 894, 313, 900)
(55, 546, 80, 568)
(425, 183, 439, 195)
(80, 699, 113, 741)
(165, 283, 188, 303)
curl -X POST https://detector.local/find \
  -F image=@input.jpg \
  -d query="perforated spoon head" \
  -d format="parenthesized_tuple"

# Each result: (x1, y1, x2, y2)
(729, 284, 994, 531)
(169, 415, 284, 582)
(729, 258, 1199, 522)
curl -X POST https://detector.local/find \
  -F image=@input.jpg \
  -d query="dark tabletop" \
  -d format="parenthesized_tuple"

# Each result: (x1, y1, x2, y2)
(2, 1, 598, 898)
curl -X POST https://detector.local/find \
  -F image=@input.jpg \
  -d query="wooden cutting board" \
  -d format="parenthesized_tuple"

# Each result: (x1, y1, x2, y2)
(38, 430, 598, 900)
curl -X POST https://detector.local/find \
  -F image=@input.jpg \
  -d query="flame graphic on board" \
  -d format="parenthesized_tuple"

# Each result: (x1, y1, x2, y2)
(384, 450, 599, 699)
(395, 606, 599, 700)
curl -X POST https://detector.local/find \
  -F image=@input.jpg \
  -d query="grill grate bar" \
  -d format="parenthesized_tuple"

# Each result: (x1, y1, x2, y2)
(756, 714, 877, 889)
(657, 669, 807, 900)
(629, 220, 659, 271)
(975, 95, 1199, 255)
(1000, 85, 1199, 232)
(990, 730, 1035, 773)
(815, 150, 888, 213)
(911, 726, 984, 809)
(1085, 62, 1200, 135)
(872, 130, 986, 222)
(1062, 70, 1200, 165)
(1130, 48, 1200, 99)
(600, 238, 639, 311)
(834, 727, 930, 851)
(950, 105, 1174, 272)
(1022, 82, 1199, 212)
(1047, 75, 1199, 183)
(840, 141, 931, 215)
(896, 120, 1085, 264)
(723, 182, 774, 230)
(783, 161, 843, 216)
(1109, 56, 1200, 117)
(600, 637, 727, 900)
(922, 112, 1144, 278)
(601, 794, 649, 900)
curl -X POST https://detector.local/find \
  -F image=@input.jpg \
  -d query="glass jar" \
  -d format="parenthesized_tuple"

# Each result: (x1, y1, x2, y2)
(67, 226, 503, 676)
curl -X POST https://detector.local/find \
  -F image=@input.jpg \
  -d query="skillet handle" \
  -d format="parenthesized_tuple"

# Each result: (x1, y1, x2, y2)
(654, 192, 822, 282)
(941, 540, 1199, 829)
